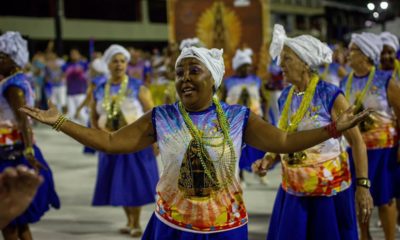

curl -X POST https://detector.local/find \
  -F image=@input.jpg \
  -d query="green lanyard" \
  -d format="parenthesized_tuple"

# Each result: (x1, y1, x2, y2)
(345, 66, 376, 110)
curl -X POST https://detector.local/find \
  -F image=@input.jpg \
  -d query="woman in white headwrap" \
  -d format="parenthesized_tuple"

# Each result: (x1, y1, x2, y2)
(21, 45, 371, 239)
(0, 31, 60, 239)
(380, 31, 400, 233)
(222, 48, 268, 186)
(90, 44, 159, 237)
(341, 32, 400, 240)
(252, 24, 372, 240)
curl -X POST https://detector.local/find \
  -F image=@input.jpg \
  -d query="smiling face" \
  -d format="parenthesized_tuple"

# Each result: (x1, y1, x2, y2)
(108, 53, 128, 79)
(380, 45, 396, 70)
(175, 57, 214, 111)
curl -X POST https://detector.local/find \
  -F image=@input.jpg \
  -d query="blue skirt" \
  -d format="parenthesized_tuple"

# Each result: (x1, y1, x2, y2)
(142, 213, 248, 240)
(92, 146, 159, 206)
(267, 186, 358, 240)
(348, 147, 397, 206)
(0, 145, 60, 226)
(239, 145, 265, 172)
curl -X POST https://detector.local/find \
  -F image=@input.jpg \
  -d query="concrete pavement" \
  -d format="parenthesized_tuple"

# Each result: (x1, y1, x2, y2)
(0, 125, 395, 240)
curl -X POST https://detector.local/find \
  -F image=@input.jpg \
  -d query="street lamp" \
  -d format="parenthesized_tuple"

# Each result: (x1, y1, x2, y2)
(380, 1, 388, 10)
(367, 1, 389, 31)
(367, 3, 375, 11)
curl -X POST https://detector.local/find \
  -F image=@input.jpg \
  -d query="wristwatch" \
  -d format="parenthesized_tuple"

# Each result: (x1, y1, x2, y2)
(356, 178, 371, 189)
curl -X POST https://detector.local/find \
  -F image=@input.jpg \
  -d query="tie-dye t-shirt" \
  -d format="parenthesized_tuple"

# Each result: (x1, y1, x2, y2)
(152, 102, 249, 233)
(278, 80, 351, 196)
(340, 69, 397, 149)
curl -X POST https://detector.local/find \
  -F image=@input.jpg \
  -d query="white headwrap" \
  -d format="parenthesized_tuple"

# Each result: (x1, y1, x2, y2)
(0, 31, 29, 68)
(91, 58, 109, 75)
(380, 32, 399, 51)
(179, 38, 204, 51)
(102, 44, 131, 64)
(350, 33, 383, 65)
(176, 47, 225, 89)
(232, 48, 253, 71)
(269, 24, 332, 68)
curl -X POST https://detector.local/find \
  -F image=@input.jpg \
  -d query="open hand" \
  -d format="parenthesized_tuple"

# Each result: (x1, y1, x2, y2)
(336, 106, 374, 132)
(19, 100, 61, 126)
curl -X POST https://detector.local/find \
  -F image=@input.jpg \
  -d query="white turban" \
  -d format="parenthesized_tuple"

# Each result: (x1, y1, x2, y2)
(380, 32, 399, 51)
(350, 33, 383, 65)
(269, 24, 332, 68)
(179, 38, 204, 51)
(232, 48, 253, 71)
(92, 58, 109, 75)
(102, 44, 130, 64)
(0, 31, 29, 68)
(176, 47, 225, 89)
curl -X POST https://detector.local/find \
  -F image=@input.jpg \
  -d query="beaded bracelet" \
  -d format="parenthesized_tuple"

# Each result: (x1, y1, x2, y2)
(52, 115, 67, 132)
(324, 121, 342, 139)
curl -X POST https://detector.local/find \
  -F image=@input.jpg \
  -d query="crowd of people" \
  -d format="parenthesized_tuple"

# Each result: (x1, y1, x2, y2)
(0, 21, 399, 240)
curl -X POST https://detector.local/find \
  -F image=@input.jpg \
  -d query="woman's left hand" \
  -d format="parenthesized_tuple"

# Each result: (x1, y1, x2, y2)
(336, 106, 373, 132)
(355, 187, 373, 223)
(25, 154, 46, 172)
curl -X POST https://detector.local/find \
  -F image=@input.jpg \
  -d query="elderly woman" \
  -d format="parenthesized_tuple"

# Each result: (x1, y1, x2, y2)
(252, 24, 372, 240)
(88, 45, 159, 237)
(22, 43, 370, 239)
(0, 32, 60, 240)
(341, 32, 400, 240)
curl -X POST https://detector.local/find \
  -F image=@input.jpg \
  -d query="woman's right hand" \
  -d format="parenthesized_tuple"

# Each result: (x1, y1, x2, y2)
(19, 100, 61, 126)
(252, 153, 279, 177)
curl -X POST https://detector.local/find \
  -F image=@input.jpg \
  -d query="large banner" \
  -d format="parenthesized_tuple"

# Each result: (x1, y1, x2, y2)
(167, 0, 270, 77)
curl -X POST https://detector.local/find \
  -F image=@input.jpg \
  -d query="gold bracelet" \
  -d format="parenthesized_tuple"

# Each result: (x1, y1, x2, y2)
(55, 116, 67, 131)
(52, 115, 64, 130)
(52, 115, 67, 131)
(23, 146, 35, 157)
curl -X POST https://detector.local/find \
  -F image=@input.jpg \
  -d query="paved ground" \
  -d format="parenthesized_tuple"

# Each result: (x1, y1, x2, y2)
(1, 125, 396, 239)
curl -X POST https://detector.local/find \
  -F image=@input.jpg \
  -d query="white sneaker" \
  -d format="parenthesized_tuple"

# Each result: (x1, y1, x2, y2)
(240, 181, 247, 189)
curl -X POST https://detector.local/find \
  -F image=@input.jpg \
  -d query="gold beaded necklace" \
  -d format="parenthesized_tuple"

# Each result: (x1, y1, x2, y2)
(345, 66, 375, 111)
(178, 97, 236, 186)
(103, 75, 129, 120)
(278, 74, 319, 132)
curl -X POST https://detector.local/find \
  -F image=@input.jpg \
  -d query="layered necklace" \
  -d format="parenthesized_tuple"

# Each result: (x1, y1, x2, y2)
(178, 97, 236, 187)
(393, 60, 400, 81)
(345, 66, 375, 111)
(102, 75, 129, 120)
(278, 74, 319, 132)
(278, 74, 319, 165)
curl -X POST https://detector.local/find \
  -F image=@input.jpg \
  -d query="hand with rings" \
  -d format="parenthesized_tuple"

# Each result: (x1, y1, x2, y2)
(355, 187, 373, 223)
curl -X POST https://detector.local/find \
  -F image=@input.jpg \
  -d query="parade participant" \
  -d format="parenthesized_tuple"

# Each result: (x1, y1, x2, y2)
(380, 32, 399, 81)
(21, 45, 371, 240)
(90, 45, 158, 237)
(380, 31, 400, 231)
(0, 31, 60, 240)
(62, 48, 89, 124)
(75, 57, 109, 154)
(341, 32, 400, 240)
(0, 166, 43, 229)
(45, 52, 66, 113)
(319, 44, 349, 86)
(252, 24, 372, 240)
(222, 48, 268, 186)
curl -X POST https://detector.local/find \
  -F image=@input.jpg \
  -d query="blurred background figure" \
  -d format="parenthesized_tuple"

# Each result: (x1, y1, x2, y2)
(62, 48, 89, 124)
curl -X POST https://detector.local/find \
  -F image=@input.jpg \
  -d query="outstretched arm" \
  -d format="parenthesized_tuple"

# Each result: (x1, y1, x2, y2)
(244, 106, 371, 153)
(20, 102, 156, 154)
